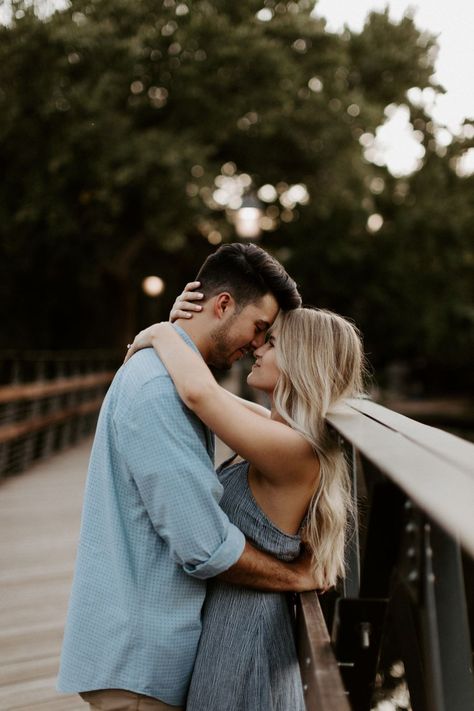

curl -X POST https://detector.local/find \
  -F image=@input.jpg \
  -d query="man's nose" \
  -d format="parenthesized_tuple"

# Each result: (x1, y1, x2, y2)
(250, 332, 266, 350)
(252, 333, 265, 357)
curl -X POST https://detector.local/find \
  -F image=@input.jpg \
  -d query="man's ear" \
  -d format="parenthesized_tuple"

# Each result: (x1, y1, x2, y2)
(213, 292, 235, 319)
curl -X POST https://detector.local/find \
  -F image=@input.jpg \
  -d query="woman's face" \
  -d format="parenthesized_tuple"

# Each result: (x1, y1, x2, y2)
(247, 331, 281, 395)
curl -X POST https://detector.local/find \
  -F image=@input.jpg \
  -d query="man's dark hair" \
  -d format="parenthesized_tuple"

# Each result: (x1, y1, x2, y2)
(195, 243, 302, 311)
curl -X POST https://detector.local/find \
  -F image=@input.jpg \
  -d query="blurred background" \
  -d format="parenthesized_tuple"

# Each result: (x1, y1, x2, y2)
(0, 0, 473, 409)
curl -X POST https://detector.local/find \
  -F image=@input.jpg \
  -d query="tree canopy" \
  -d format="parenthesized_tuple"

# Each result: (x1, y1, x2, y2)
(1, 0, 473, 394)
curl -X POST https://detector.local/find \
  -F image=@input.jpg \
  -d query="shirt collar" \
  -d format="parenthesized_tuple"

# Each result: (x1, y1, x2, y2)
(172, 324, 204, 360)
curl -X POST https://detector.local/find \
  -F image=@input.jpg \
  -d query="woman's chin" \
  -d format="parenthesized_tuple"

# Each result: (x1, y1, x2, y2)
(246, 371, 258, 386)
(246, 372, 263, 392)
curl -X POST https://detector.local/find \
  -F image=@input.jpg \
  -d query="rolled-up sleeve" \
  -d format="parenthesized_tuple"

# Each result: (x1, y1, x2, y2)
(117, 376, 245, 579)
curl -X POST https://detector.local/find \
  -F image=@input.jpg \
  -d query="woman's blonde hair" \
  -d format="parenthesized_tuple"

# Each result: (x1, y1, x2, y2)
(272, 307, 365, 588)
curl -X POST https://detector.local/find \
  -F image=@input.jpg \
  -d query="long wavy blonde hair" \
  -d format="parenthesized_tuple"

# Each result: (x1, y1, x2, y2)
(272, 307, 365, 588)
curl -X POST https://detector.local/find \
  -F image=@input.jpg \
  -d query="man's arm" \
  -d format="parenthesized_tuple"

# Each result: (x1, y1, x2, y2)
(118, 372, 316, 591)
(219, 541, 317, 592)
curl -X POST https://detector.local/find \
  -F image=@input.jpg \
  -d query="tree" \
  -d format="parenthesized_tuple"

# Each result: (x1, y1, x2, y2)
(1, 1, 472, 393)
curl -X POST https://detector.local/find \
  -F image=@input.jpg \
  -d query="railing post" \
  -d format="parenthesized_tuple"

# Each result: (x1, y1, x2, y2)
(429, 522, 474, 711)
(343, 442, 360, 598)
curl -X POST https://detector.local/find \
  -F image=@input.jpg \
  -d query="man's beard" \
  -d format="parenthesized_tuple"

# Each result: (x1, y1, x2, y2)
(208, 317, 240, 370)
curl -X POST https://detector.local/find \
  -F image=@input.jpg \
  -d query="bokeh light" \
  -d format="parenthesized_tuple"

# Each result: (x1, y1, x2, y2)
(142, 276, 165, 297)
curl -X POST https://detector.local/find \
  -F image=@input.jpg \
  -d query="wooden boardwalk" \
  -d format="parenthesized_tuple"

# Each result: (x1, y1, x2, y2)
(0, 436, 232, 711)
(0, 441, 91, 711)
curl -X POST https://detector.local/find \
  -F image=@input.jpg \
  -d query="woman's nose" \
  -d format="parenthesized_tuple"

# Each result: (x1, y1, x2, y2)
(253, 341, 268, 357)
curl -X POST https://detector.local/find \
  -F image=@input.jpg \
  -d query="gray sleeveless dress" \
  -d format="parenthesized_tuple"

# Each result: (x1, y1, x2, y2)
(186, 460, 305, 711)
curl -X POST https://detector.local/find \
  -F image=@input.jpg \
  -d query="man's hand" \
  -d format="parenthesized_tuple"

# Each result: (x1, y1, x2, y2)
(290, 545, 326, 592)
(218, 541, 326, 593)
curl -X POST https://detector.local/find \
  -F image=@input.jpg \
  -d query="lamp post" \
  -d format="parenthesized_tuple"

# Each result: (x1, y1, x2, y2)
(234, 194, 263, 240)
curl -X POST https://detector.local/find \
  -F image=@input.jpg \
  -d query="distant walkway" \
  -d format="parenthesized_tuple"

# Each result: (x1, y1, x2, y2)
(0, 435, 232, 711)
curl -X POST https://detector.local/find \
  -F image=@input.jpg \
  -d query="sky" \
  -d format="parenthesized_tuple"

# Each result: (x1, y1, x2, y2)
(313, 0, 474, 175)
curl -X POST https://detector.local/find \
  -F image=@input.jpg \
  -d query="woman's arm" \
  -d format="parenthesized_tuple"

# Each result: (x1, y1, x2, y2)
(228, 392, 271, 418)
(126, 323, 314, 486)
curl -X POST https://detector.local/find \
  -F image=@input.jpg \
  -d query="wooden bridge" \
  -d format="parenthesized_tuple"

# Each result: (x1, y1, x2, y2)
(0, 440, 90, 710)
(0, 352, 473, 711)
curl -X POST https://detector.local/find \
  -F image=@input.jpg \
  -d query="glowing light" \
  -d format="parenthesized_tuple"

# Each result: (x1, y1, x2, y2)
(238, 174, 252, 188)
(191, 165, 204, 177)
(221, 162, 237, 175)
(367, 214, 384, 233)
(369, 177, 385, 194)
(280, 184, 309, 208)
(208, 231, 222, 245)
(148, 87, 168, 108)
(142, 276, 165, 297)
(234, 198, 263, 239)
(256, 8, 273, 21)
(161, 21, 177, 36)
(130, 81, 144, 94)
(228, 196, 243, 209)
(257, 184, 278, 202)
(260, 216, 275, 231)
(363, 106, 426, 177)
(359, 132, 375, 148)
(212, 189, 230, 206)
(292, 39, 307, 53)
(456, 148, 474, 176)
(308, 76, 323, 93)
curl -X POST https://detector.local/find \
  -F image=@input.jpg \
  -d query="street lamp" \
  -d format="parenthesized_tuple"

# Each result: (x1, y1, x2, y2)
(234, 194, 263, 240)
(142, 276, 165, 297)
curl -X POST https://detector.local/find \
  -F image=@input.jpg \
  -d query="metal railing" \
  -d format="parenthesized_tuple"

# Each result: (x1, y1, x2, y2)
(0, 350, 119, 478)
(298, 398, 474, 711)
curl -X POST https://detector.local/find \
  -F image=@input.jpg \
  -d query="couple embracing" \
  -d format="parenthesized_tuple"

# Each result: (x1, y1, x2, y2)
(57, 243, 364, 710)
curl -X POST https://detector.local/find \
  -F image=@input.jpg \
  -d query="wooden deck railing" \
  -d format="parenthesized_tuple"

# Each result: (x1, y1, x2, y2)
(298, 398, 474, 711)
(0, 350, 119, 478)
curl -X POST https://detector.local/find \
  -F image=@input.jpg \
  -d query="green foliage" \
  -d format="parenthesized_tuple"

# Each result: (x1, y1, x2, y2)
(0, 0, 473, 393)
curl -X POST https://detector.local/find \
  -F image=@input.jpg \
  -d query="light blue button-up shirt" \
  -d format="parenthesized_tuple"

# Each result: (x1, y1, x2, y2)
(57, 328, 246, 705)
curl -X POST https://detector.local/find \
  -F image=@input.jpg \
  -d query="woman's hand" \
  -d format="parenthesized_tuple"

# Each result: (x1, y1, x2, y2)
(124, 323, 166, 363)
(169, 281, 204, 322)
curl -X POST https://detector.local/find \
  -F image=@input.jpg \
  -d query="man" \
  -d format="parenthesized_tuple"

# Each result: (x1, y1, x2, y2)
(57, 243, 313, 711)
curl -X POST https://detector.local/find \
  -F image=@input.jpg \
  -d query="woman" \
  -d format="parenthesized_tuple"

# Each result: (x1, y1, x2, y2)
(126, 285, 365, 711)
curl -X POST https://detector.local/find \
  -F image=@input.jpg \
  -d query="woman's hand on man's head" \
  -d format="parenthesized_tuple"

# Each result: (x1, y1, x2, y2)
(169, 281, 204, 322)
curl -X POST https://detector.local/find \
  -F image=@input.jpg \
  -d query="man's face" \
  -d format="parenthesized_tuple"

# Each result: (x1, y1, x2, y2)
(208, 293, 279, 370)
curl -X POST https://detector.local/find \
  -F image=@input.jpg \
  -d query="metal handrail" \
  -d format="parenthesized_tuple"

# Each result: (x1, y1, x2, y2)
(298, 398, 474, 711)
(327, 398, 474, 558)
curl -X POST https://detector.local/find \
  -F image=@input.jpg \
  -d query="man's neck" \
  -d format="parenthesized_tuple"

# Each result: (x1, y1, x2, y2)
(174, 318, 212, 363)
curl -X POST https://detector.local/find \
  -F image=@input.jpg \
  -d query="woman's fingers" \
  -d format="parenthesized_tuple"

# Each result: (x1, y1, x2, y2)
(183, 280, 201, 292)
(173, 291, 203, 307)
(170, 282, 204, 322)
(176, 299, 203, 311)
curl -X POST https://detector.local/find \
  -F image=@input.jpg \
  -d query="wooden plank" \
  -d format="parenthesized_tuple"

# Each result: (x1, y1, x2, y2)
(297, 592, 351, 711)
(0, 656, 61, 687)
(327, 403, 474, 558)
(0, 372, 114, 403)
(0, 442, 90, 710)
(0, 676, 80, 710)
(346, 398, 474, 475)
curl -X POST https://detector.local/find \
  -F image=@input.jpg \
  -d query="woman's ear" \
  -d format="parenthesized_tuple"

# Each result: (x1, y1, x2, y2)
(214, 292, 235, 319)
